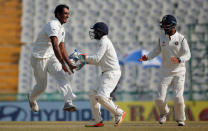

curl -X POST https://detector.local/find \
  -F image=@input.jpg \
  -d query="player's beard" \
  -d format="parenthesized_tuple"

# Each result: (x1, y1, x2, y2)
(94, 33, 100, 40)
(89, 31, 100, 40)
(164, 28, 172, 35)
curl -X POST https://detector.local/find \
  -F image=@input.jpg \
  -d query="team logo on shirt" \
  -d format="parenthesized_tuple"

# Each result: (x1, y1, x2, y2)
(175, 41, 179, 45)
(162, 41, 166, 46)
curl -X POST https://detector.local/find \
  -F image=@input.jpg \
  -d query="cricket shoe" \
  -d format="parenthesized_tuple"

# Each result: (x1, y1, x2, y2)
(63, 102, 76, 112)
(27, 94, 39, 112)
(85, 121, 104, 127)
(177, 121, 185, 126)
(159, 109, 169, 124)
(114, 112, 125, 127)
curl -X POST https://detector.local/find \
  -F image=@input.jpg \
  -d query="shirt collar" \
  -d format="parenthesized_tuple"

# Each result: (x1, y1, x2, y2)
(101, 35, 108, 40)
(170, 31, 178, 40)
(54, 18, 62, 27)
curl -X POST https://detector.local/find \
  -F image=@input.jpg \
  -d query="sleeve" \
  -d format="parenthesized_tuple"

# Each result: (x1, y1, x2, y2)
(179, 38, 191, 62)
(86, 41, 107, 65)
(147, 39, 161, 60)
(46, 22, 60, 37)
(61, 29, 65, 42)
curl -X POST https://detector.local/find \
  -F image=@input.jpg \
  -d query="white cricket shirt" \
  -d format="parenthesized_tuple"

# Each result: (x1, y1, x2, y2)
(86, 35, 120, 72)
(147, 32, 191, 74)
(32, 18, 65, 58)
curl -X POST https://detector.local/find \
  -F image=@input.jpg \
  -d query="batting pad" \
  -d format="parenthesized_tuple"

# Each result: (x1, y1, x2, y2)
(96, 95, 123, 116)
(88, 91, 102, 122)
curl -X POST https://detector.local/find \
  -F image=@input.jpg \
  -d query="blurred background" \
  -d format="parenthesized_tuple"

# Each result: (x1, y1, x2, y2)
(0, 0, 207, 121)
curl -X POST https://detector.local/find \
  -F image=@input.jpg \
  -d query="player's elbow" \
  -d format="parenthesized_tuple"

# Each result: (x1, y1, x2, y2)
(181, 51, 191, 62)
(94, 58, 101, 64)
(188, 53, 191, 61)
(92, 57, 101, 64)
(186, 51, 191, 61)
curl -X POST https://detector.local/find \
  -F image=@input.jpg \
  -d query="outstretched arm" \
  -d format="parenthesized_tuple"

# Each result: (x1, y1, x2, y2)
(86, 42, 107, 65)
(50, 36, 71, 75)
(147, 39, 161, 60)
(139, 39, 161, 62)
(59, 42, 76, 72)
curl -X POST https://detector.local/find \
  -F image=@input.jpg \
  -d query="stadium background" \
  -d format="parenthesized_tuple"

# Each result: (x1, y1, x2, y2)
(0, 0, 208, 122)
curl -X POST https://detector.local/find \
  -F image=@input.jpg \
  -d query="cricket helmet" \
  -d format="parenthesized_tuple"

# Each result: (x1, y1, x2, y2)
(160, 15, 177, 34)
(89, 22, 108, 40)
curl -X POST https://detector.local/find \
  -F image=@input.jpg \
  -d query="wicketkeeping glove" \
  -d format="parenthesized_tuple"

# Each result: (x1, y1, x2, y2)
(69, 49, 87, 71)
(69, 49, 80, 62)
(76, 53, 86, 70)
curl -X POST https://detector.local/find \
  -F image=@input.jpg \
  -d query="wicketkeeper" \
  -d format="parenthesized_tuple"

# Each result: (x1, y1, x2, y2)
(75, 22, 125, 127)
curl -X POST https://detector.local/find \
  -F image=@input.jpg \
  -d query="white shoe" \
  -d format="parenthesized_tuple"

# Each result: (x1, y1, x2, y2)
(159, 110, 169, 124)
(27, 94, 39, 112)
(114, 112, 125, 127)
(63, 102, 76, 112)
(177, 121, 185, 126)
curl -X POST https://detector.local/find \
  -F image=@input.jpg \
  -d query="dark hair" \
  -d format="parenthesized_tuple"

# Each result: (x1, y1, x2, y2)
(54, 4, 69, 18)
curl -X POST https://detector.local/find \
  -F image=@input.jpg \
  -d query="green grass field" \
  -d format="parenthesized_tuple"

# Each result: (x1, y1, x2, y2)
(0, 121, 208, 131)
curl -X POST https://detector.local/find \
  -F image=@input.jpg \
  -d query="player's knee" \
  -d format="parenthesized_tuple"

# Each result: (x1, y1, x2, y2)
(95, 95, 107, 103)
(88, 91, 97, 101)
(174, 96, 184, 104)
(37, 85, 47, 91)
(155, 98, 165, 104)
(95, 95, 102, 101)
(37, 81, 47, 90)
(88, 90, 96, 97)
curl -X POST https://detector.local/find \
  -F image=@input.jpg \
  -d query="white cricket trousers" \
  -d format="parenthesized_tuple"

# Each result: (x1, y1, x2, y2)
(155, 72, 186, 122)
(30, 55, 75, 103)
(97, 70, 121, 97)
(89, 70, 122, 122)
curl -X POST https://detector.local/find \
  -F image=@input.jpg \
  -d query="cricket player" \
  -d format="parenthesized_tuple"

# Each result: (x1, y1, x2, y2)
(80, 22, 125, 127)
(27, 4, 77, 112)
(139, 15, 191, 126)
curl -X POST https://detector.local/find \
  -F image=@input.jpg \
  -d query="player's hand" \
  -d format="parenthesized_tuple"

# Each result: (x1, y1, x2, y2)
(67, 58, 76, 74)
(138, 55, 148, 62)
(76, 53, 87, 70)
(171, 57, 179, 64)
(62, 64, 71, 75)
(68, 64, 76, 73)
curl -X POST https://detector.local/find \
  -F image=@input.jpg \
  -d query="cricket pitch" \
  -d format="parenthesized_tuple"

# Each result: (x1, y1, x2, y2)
(0, 121, 208, 131)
